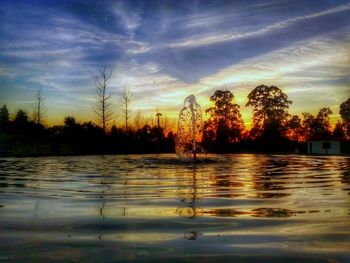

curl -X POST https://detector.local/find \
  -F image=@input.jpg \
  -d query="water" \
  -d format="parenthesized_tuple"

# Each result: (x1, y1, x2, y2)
(0, 154, 349, 262)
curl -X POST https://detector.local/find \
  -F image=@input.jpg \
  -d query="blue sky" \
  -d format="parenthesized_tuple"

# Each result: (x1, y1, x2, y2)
(0, 0, 349, 127)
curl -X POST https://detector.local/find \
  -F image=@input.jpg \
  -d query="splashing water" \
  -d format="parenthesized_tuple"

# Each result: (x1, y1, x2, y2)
(175, 95, 205, 160)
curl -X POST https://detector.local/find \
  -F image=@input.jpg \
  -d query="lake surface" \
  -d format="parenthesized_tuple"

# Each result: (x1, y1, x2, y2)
(0, 154, 349, 262)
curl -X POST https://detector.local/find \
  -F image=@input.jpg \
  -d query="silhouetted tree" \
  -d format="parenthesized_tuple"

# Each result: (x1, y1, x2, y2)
(333, 121, 346, 139)
(0, 105, 9, 132)
(12, 109, 37, 136)
(205, 90, 244, 148)
(94, 67, 114, 133)
(162, 113, 175, 137)
(316, 107, 332, 133)
(165, 131, 175, 152)
(33, 87, 46, 125)
(64, 116, 76, 127)
(302, 107, 333, 140)
(246, 85, 292, 139)
(286, 115, 303, 141)
(63, 116, 81, 144)
(134, 109, 143, 130)
(340, 98, 350, 137)
(80, 121, 104, 151)
(138, 124, 152, 144)
(14, 109, 29, 123)
(301, 112, 315, 140)
(120, 86, 132, 133)
(340, 98, 350, 122)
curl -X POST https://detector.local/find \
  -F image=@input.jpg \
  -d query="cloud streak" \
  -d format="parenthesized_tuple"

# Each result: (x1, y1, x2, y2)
(166, 3, 350, 49)
(0, 0, 349, 126)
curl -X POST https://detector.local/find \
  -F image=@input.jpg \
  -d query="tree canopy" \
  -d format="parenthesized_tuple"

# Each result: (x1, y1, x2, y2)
(340, 98, 350, 122)
(204, 90, 245, 146)
(0, 105, 9, 127)
(14, 110, 29, 123)
(340, 98, 350, 136)
(302, 107, 333, 139)
(246, 85, 292, 138)
(286, 115, 303, 141)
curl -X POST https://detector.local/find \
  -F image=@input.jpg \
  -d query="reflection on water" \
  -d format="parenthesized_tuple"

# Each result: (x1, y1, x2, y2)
(0, 154, 350, 262)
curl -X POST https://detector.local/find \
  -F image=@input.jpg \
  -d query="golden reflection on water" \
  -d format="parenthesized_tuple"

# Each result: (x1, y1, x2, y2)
(0, 154, 350, 261)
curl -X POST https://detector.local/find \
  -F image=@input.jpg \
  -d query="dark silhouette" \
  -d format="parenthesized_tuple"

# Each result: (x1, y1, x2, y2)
(204, 90, 245, 152)
(94, 67, 114, 134)
(120, 86, 132, 134)
(302, 107, 333, 140)
(340, 98, 350, 137)
(246, 85, 292, 140)
(0, 105, 9, 132)
(33, 87, 46, 125)
(333, 121, 346, 140)
(245, 85, 292, 152)
(0, 85, 349, 156)
(286, 115, 303, 142)
(134, 110, 143, 130)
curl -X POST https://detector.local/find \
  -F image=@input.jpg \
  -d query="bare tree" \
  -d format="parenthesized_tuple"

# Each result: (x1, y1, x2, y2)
(33, 87, 46, 125)
(134, 109, 143, 130)
(146, 113, 154, 127)
(120, 86, 132, 133)
(94, 67, 113, 133)
(162, 113, 175, 136)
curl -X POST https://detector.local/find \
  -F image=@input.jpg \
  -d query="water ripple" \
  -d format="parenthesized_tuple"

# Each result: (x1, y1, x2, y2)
(0, 154, 349, 262)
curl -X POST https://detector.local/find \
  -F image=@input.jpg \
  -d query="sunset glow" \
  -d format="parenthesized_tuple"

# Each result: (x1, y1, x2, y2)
(0, 1, 349, 128)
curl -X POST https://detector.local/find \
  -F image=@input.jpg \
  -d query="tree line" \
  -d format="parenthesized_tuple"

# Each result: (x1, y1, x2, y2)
(203, 86, 350, 152)
(0, 69, 349, 156)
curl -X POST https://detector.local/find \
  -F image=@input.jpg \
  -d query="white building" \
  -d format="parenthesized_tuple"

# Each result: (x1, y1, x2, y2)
(307, 135, 341, 155)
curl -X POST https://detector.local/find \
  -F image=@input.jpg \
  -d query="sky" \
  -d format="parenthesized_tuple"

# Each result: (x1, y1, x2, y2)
(0, 0, 349, 128)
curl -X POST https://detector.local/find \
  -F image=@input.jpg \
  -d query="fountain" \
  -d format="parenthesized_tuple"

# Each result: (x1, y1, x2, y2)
(175, 95, 205, 161)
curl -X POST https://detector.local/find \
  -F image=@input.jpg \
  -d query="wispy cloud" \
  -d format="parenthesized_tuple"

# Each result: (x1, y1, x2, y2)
(1, 10, 150, 68)
(112, 2, 142, 36)
(199, 35, 349, 86)
(1, 0, 349, 126)
(116, 31, 350, 122)
(166, 3, 350, 49)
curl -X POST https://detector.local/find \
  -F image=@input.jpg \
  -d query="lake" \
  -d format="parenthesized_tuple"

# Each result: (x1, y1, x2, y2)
(0, 154, 349, 262)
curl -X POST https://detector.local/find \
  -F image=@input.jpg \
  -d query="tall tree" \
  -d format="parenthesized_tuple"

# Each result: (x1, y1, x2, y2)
(0, 105, 9, 131)
(333, 121, 346, 139)
(246, 85, 292, 138)
(340, 98, 350, 122)
(162, 113, 175, 137)
(12, 109, 29, 134)
(340, 98, 350, 136)
(301, 112, 316, 140)
(134, 109, 143, 131)
(14, 109, 29, 123)
(205, 90, 245, 145)
(63, 116, 81, 144)
(33, 87, 46, 125)
(302, 107, 333, 139)
(120, 86, 132, 133)
(94, 67, 113, 133)
(286, 115, 303, 141)
(315, 107, 332, 133)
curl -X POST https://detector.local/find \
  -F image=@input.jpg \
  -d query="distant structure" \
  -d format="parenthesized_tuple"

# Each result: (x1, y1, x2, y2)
(307, 134, 341, 155)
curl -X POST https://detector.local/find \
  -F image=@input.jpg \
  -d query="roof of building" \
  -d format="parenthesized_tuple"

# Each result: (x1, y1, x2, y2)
(308, 133, 341, 141)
